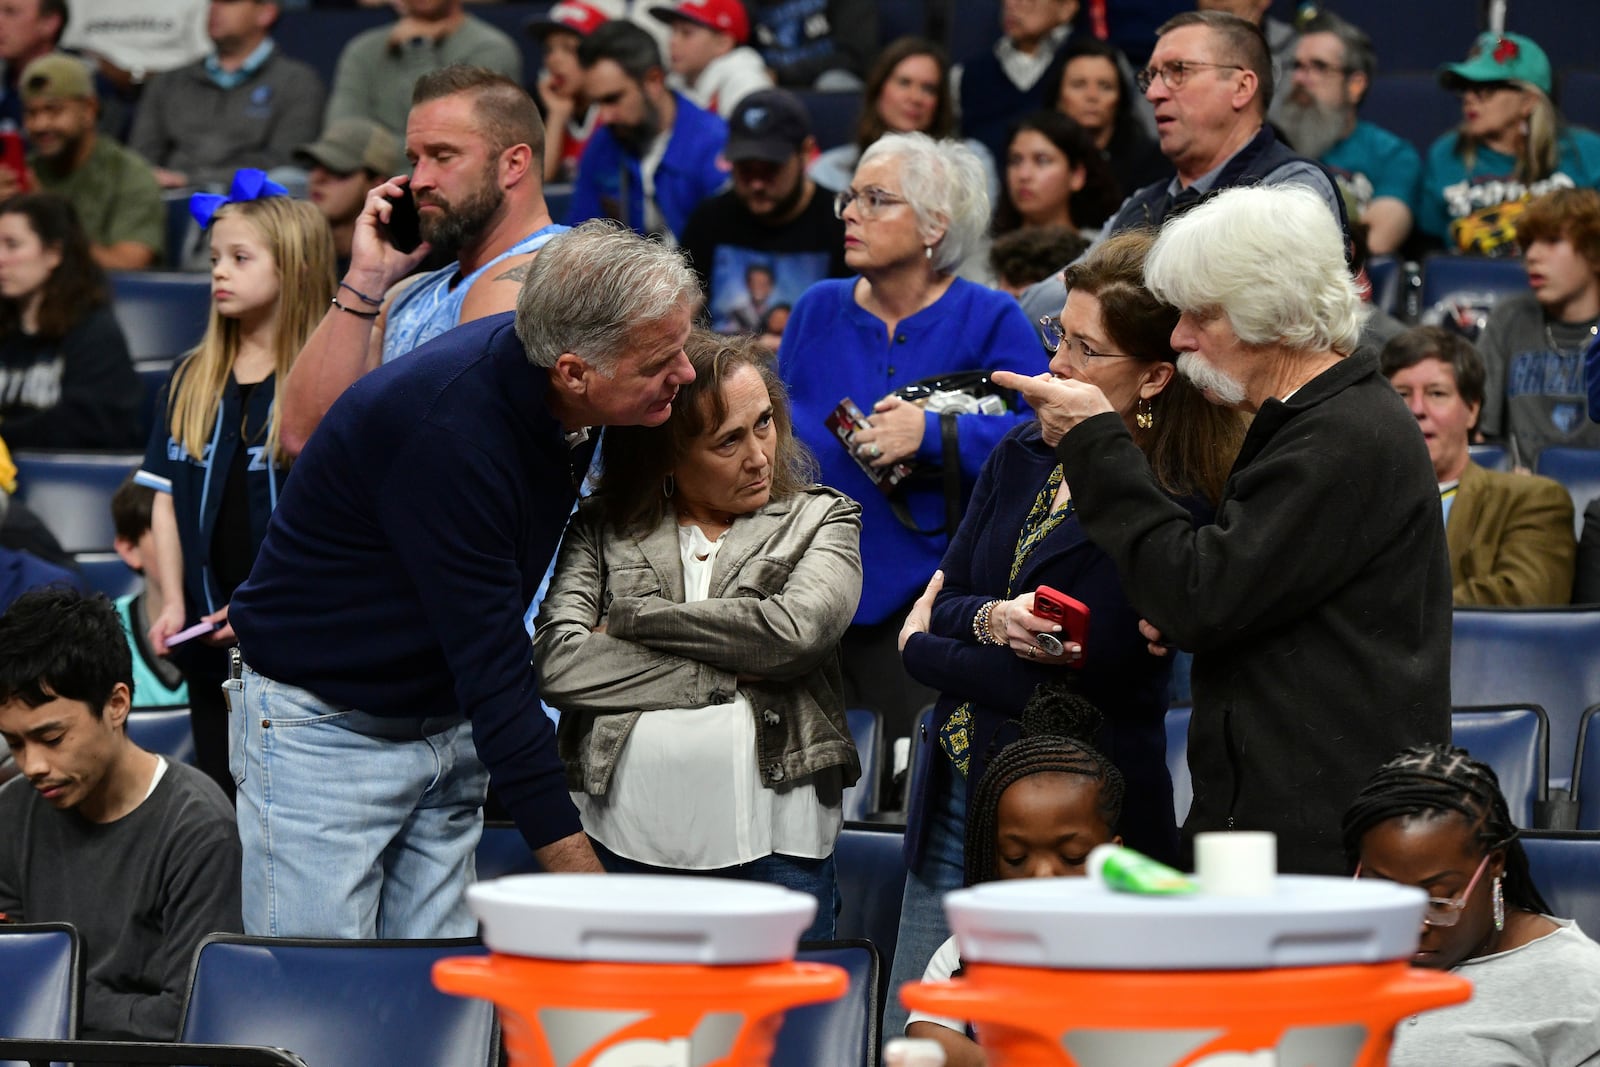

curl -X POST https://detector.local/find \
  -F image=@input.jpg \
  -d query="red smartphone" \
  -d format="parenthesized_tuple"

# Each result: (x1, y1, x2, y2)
(1033, 585, 1090, 665)
(0, 131, 29, 193)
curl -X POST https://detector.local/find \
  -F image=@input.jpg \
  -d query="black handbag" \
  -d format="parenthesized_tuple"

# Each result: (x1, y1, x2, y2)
(887, 372, 1019, 537)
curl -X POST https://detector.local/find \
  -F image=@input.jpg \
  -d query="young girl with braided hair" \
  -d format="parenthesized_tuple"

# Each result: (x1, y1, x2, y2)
(1344, 743, 1600, 1066)
(905, 685, 1123, 1067)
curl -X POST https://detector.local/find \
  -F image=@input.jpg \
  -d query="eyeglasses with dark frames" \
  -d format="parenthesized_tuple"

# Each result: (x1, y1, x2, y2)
(1136, 60, 1245, 93)
(1353, 852, 1492, 928)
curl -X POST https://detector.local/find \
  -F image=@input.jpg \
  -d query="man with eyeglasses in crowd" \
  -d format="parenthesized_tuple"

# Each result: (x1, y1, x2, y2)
(1271, 11, 1420, 256)
(1022, 10, 1346, 324)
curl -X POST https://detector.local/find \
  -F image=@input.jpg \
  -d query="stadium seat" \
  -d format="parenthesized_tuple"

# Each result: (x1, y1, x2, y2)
(795, 90, 862, 151)
(1360, 73, 1459, 163)
(774, 940, 879, 1067)
(876, 0, 926, 47)
(543, 183, 573, 227)
(1572, 706, 1600, 830)
(136, 358, 173, 445)
(73, 552, 140, 601)
(180, 934, 497, 1067)
(1165, 704, 1192, 826)
(1451, 608, 1600, 791)
(1365, 255, 1402, 317)
(125, 707, 196, 766)
(845, 707, 883, 820)
(1563, 70, 1600, 135)
(110, 272, 212, 362)
(473, 820, 541, 880)
(1468, 443, 1509, 471)
(1451, 705, 1548, 828)
(1521, 831, 1600, 939)
(12, 451, 142, 554)
(944, 0, 998, 67)
(834, 824, 906, 979)
(270, 8, 391, 89)
(1534, 447, 1600, 539)
(1504, 5, 1600, 80)
(0, 922, 79, 1045)
(1416, 254, 1530, 342)
(163, 195, 202, 271)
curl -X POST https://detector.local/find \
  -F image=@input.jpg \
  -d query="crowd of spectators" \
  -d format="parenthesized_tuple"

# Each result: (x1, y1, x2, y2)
(0, 1, 1599, 1062)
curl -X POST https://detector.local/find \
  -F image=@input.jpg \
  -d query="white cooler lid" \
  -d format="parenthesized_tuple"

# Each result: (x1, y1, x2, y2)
(468, 874, 818, 964)
(944, 875, 1428, 970)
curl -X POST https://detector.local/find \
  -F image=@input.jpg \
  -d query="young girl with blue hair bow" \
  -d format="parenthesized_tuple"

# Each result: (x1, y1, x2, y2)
(134, 170, 335, 796)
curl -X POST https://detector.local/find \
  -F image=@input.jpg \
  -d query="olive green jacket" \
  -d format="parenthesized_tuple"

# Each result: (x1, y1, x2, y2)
(534, 486, 864, 796)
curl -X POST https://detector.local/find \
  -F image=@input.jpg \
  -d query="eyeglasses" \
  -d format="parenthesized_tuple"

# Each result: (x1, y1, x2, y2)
(1291, 58, 1350, 78)
(1136, 60, 1244, 93)
(1038, 315, 1140, 368)
(1353, 853, 1491, 928)
(834, 186, 908, 220)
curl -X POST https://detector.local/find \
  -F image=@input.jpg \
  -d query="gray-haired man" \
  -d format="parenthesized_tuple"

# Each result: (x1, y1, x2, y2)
(229, 221, 699, 939)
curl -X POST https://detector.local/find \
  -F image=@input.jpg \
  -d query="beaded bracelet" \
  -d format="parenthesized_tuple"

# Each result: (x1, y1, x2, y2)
(972, 600, 1004, 646)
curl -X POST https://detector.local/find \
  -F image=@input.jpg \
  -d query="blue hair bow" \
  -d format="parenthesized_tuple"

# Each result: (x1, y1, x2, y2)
(189, 168, 289, 228)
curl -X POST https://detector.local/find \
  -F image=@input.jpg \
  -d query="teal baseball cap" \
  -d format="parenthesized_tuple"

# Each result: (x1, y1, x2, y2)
(1439, 32, 1551, 95)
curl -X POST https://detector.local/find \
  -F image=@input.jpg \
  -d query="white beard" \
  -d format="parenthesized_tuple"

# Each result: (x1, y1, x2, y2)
(1178, 353, 1248, 407)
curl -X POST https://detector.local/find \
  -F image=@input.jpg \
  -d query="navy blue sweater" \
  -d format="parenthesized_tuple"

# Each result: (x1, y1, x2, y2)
(230, 313, 593, 850)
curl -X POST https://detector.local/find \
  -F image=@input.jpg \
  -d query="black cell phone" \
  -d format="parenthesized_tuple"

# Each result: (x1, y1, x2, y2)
(380, 187, 423, 253)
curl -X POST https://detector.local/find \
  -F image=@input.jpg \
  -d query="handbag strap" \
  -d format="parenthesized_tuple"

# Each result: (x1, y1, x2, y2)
(887, 413, 964, 538)
(941, 411, 962, 537)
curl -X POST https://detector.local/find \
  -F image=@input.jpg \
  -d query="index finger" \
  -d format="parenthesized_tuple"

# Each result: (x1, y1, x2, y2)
(363, 175, 411, 219)
(991, 369, 1058, 401)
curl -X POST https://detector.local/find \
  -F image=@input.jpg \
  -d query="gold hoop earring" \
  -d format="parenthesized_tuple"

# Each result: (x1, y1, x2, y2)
(662, 473, 675, 498)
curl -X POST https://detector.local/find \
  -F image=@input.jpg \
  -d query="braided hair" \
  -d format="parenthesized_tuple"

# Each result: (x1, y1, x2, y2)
(1341, 743, 1550, 915)
(962, 684, 1125, 888)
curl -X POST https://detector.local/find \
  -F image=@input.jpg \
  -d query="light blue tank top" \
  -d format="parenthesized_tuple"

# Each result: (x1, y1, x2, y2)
(382, 223, 569, 364)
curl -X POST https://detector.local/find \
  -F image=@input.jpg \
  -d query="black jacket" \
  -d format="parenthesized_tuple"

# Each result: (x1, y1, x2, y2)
(1059, 352, 1451, 874)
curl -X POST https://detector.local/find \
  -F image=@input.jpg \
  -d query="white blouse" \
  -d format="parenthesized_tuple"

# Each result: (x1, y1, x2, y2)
(573, 523, 843, 869)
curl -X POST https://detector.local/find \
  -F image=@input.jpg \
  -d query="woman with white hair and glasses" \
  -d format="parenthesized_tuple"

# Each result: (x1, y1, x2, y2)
(778, 132, 1040, 741)
(995, 183, 1452, 877)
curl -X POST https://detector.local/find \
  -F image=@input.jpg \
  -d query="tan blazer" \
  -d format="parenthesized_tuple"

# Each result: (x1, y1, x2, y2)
(534, 486, 864, 795)
(1448, 460, 1575, 606)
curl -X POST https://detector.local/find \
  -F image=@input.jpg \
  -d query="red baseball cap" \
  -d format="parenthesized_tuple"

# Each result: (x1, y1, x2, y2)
(648, 0, 749, 45)
(524, 1, 609, 39)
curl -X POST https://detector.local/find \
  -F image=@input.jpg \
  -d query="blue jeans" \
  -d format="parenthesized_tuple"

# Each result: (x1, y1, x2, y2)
(590, 840, 840, 942)
(231, 665, 489, 938)
(883, 771, 966, 1041)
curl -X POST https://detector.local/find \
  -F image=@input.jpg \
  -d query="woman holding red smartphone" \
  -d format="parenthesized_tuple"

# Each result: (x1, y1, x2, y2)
(886, 229, 1247, 1039)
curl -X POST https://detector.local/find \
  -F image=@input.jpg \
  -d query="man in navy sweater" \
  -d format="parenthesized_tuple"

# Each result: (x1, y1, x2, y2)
(229, 220, 699, 938)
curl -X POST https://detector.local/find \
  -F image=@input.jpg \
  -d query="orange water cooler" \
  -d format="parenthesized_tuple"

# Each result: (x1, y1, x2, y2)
(433, 874, 846, 1067)
(901, 872, 1472, 1067)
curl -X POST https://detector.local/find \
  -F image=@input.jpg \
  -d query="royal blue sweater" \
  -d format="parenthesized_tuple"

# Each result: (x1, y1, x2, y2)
(778, 277, 1044, 623)
(231, 313, 593, 851)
